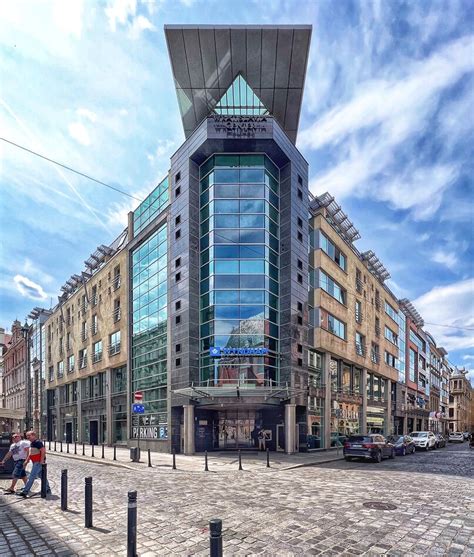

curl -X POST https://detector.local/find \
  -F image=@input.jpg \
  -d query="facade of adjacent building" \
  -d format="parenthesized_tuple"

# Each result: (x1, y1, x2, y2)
(449, 368, 473, 433)
(2, 320, 27, 433)
(45, 230, 129, 445)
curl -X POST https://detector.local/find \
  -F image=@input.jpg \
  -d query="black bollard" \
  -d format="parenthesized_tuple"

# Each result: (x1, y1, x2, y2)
(60, 441, 63, 453)
(48, 440, 51, 451)
(101, 444, 105, 459)
(172, 448, 176, 470)
(85, 477, 93, 528)
(127, 491, 138, 557)
(148, 448, 152, 468)
(91, 444, 95, 458)
(113, 445, 117, 461)
(82, 443, 85, 456)
(61, 469, 68, 511)
(238, 450, 243, 471)
(74, 442, 77, 455)
(209, 519, 223, 557)
(67, 443, 69, 454)
(54, 440, 57, 452)
(266, 448, 270, 468)
(204, 450, 209, 472)
(40, 464, 48, 499)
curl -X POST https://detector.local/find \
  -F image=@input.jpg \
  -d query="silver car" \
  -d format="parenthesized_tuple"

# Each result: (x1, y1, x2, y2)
(410, 431, 436, 451)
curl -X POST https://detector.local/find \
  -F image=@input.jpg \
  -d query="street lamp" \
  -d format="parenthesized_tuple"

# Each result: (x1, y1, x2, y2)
(21, 320, 32, 432)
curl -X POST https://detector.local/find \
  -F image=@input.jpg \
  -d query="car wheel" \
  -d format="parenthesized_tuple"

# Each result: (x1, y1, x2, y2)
(389, 449, 395, 459)
(344, 456, 352, 462)
(425, 445, 429, 451)
(402, 447, 406, 456)
(374, 451, 382, 463)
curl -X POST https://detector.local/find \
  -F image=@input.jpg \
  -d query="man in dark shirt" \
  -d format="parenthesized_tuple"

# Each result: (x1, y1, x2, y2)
(17, 431, 51, 498)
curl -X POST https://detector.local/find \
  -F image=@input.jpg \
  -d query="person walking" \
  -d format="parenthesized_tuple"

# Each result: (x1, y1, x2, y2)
(258, 429, 266, 451)
(17, 431, 51, 498)
(0, 433, 30, 493)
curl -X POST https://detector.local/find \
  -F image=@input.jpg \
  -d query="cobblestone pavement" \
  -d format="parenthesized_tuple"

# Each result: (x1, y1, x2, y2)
(0, 443, 472, 556)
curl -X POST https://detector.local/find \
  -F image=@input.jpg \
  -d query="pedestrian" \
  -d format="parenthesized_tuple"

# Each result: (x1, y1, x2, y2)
(258, 429, 266, 451)
(0, 432, 30, 493)
(17, 431, 51, 498)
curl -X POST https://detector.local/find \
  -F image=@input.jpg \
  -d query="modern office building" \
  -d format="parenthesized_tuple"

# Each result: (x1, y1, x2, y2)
(45, 229, 129, 445)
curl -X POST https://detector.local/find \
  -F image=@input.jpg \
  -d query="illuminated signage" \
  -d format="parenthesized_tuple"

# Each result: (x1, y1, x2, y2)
(209, 346, 268, 357)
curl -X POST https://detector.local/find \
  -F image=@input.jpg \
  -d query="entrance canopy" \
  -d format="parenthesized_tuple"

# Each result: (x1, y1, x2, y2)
(164, 25, 312, 143)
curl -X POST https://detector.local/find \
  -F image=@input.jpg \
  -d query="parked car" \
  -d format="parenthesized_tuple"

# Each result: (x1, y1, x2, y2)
(449, 432, 464, 443)
(463, 432, 471, 441)
(343, 434, 395, 463)
(410, 431, 436, 451)
(434, 433, 446, 449)
(386, 435, 416, 456)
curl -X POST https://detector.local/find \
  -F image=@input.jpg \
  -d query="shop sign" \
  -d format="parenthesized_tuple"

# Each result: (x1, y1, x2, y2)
(209, 346, 268, 357)
(211, 115, 270, 138)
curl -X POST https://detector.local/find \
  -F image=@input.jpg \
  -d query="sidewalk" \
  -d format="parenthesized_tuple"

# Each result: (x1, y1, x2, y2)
(46, 442, 344, 473)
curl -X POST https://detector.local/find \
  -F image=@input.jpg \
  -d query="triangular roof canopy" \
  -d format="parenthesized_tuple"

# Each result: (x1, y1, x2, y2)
(164, 25, 312, 144)
(215, 75, 268, 116)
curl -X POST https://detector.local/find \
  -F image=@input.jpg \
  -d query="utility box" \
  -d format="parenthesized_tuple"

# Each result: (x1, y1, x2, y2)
(0, 433, 14, 479)
(130, 447, 141, 463)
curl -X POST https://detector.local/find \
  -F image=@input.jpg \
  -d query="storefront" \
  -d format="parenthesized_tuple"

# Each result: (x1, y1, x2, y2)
(332, 401, 361, 439)
(367, 406, 385, 434)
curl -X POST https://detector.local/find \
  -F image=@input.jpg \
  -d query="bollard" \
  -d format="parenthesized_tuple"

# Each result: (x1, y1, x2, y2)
(74, 442, 77, 455)
(172, 448, 176, 470)
(204, 450, 209, 472)
(67, 443, 69, 454)
(209, 519, 223, 557)
(127, 491, 138, 557)
(48, 440, 51, 451)
(85, 477, 93, 528)
(82, 443, 85, 456)
(238, 450, 243, 471)
(91, 444, 95, 458)
(113, 445, 117, 461)
(60, 441, 63, 453)
(266, 448, 270, 468)
(54, 440, 57, 452)
(148, 448, 152, 468)
(61, 469, 68, 511)
(101, 444, 105, 459)
(40, 463, 48, 499)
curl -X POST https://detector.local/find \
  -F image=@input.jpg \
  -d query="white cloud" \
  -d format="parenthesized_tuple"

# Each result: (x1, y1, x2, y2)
(147, 139, 175, 164)
(431, 250, 458, 270)
(413, 278, 474, 352)
(462, 355, 474, 361)
(77, 108, 97, 123)
(13, 275, 48, 301)
(129, 15, 155, 39)
(104, 0, 154, 37)
(52, 0, 84, 38)
(68, 122, 91, 146)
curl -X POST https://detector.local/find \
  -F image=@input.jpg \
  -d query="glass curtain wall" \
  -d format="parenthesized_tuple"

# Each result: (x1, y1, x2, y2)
(131, 224, 168, 439)
(199, 154, 280, 387)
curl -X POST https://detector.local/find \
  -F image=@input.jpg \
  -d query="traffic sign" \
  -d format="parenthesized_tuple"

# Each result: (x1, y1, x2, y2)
(134, 391, 143, 402)
(132, 403, 145, 414)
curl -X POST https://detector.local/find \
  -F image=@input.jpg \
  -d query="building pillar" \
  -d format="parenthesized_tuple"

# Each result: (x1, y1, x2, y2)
(55, 387, 63, 441)
(324, 355, 332, 449)
(285, 403, 297, 454)
(106, 369, 113, 445)
(385, 379, 392, 436)
(77, 380, 83, 443)
(183, 405, 195, 455)
(361, 368, 368, 435)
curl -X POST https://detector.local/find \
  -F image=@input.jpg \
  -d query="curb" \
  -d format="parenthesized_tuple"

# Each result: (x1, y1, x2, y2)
(48, 452, 136, 471)
(282, 456, 345, 470)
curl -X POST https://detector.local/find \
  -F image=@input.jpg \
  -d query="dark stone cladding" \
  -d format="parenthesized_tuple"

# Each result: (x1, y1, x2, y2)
(167, 115, 309, 433)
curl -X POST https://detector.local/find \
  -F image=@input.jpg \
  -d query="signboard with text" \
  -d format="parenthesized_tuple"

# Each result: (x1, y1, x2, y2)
(209, 346, 268, 358)
(131, 426, 167, 440)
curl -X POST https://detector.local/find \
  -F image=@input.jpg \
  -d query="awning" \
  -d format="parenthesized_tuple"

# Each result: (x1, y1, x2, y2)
(172, 382, 305, 403)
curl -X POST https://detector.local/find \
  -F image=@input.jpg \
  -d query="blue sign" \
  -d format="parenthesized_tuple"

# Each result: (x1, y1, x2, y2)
(132, 403, 145, 414)
(209, 346, 268, 357)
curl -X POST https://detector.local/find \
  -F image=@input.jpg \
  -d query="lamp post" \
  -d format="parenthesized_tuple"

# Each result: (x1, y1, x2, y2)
(21, 321, 32, 432)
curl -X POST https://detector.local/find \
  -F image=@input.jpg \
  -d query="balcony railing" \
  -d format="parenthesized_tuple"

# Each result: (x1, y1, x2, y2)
(81, 330, 88, 342)
(109, 342, 121, 356)
(92, 351, 102, 364)
(79, 357, 87, 369)
(371, 351, 379, 364)
(375, 325, 381, 337)
(68, 364, 75, 373)
(91, 323, 98, 336)
(112, 275, 121, 291)
(113, 307, 121, 322)
(356, 278, 363, 294)
(355, 342, 366, 357)
(81, 302, 88, 314)
(375, 298, 381, 311)
(355, 310, 363, 324)
(91, 294, 98, 306)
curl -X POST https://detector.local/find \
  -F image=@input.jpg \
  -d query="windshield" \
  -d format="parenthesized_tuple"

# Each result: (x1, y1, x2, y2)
(348, 436, 370, 442)
(410, 432, 427, 437)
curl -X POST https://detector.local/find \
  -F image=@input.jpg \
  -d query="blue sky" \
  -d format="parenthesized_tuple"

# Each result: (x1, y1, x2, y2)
(0, 0, 473, 375)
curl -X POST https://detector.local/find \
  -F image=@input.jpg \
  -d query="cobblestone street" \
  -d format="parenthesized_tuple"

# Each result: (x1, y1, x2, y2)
(0, 443, 472, 556)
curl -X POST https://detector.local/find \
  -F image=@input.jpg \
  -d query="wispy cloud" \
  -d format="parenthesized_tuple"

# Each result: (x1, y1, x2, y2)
(13, 275, 48, 301)
(68, 121, 91, 146)
(431, 250, 458, 270)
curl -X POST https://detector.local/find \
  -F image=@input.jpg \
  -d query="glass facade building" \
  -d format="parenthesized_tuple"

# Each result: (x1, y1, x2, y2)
(199, 154, 280, 387)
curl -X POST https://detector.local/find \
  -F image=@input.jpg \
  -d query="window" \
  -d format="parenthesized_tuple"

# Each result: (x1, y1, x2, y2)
(92, 285, 98, 306)
(355, 300, 362, 323)
(327, 314, 346, 340)
(297, 358, 303, 367)
(318, 269, 346, 305)
(175, 272, 181, 283)
(57, 361, 64, 378)
(175, 315, 181, 325)
(385, 351, 397, 368)
(113, 299, 121, 322)
(176, 358, 181, 367)
(297, 302, 303, 312)
(175, 186, 181, 198)
(81, 321, 88, 341)
(298, 188, 303, 200)
(175, 229, 181, 240)
(91, 314, 98, 335)
(175, 300, 181, 311)
(409, 348, 416, 382)
(175, 215, 181, 226)
(385, 325, 398, 345)
(375, 289, 381, 310)
(113, 265, 121, 290)
(375, 316, 380, 337)
(92, 340, 102, 363)
(109, 331, 121, 356)
(297, 273, 303, 284)
(79, 348, 87, 369)
(319, 231, 347, 271)
(297, 315, 303, 325)
(176, 343, 181, 353)
(297, 231, 303, 242)
(175, 257, 181, 268)
(175, 171, 181, 183)
(68, 354, 75, 373)
(297, 259, 303, 270)
(297, 217, 303, 228)
(297, 344, 303, 353)
(49, 366, 54, 382)
(385, 301, 398, 322)
(355, 268, 363, 294)
(371, 343, 379, 364)
(355, 332, 365, 356)
(298, 174, 303, 186)
(66, 332, 71, 351)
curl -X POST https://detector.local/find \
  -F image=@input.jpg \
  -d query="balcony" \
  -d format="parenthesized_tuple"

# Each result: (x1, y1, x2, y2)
(112, 275, 121, 291)
(355, 342, 366, 357)
(375, 298, 381, 311)
(375, 325, 381, 337)
(91, 323, 99, 336)
(92, 351, 102, 364)
(109, 342, 121, 356)
(113, 307, 121, 323)
(356, 278, 363, 294)
(81, 330, 88, 342)
(91, 294, 98, 306)
(81, 302, 88, 314)
(371, 351, 380, 364)
(355, 310, 363, 324)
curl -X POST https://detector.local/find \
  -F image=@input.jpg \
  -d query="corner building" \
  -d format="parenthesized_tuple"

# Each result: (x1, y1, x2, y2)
(132, 24, 312, 454)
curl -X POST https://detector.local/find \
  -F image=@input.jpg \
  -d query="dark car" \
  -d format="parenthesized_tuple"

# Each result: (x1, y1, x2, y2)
(434, 433, 446, 449)
(343, 434, 395, 463)
(386, 435, 415, 456)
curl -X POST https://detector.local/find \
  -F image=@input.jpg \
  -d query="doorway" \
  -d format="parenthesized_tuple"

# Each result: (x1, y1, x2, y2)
(89, 420, 99, 445)
(65, 422, 73, 444)
(276, 424, 285, 451)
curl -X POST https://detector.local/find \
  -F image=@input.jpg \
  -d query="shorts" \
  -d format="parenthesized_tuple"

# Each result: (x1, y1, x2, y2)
(12, 460, 27, 479)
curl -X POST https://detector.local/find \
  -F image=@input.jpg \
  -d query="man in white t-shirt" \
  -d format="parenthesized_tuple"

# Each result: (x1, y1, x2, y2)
(0, 433, 30, 493)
